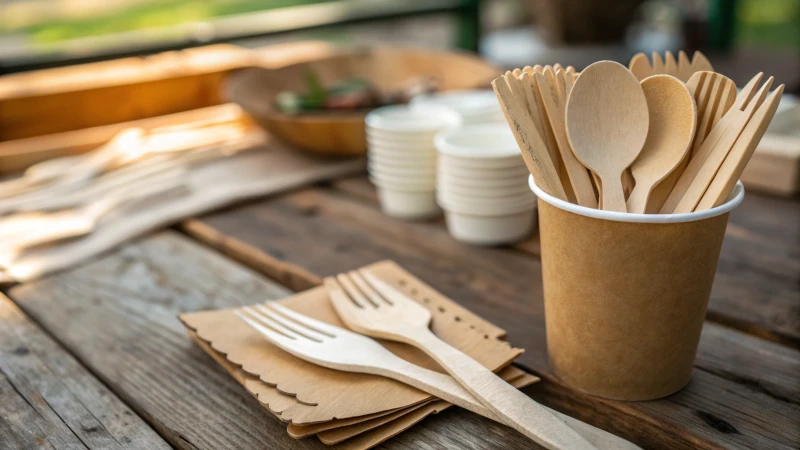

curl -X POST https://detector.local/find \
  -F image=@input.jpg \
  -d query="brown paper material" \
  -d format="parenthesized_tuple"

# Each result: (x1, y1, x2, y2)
(191, 329, 535, 449)
(537, 198, 731, 400)
(180, 261, 523, 424)
(315, 366, 530, 445)
(334, 374, 539, 450)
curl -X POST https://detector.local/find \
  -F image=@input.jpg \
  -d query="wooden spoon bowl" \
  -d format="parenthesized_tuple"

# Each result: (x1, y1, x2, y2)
(626, 75, 697, 213)
(566, 61, 649, 212)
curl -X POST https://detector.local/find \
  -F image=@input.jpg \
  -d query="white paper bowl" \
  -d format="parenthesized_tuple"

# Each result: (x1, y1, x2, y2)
(444, 209, 534, 245)
(369, 174, 436, 191)
(439, 163, 530, 179)
(368, 162, 436, 177)
(410, 90, 500, 117)
(438, 167, 530, 187)
(377, 187, 440, 220)
(438, 189, 535, 210)
(366, 104, 461, 133)
(437, 180, 532, 198)
(367, 142, 437, 157)
(368, 153, 437, 168)
(438, 173, 530, 189)
(435, 123, 520, 159)
(439, 153, 524, 169)
(367, 130, 439, 145)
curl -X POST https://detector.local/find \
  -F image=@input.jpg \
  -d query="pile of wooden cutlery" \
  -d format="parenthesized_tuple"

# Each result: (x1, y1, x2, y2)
(0, 117, 258, 266)
(493, 51, 784, 213)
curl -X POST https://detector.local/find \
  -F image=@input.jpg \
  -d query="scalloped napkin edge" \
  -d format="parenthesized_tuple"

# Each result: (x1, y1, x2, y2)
(180, 260, 524, 425)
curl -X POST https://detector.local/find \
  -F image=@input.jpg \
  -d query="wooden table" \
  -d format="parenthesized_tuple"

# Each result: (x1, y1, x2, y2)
(1, 172, 798, 449)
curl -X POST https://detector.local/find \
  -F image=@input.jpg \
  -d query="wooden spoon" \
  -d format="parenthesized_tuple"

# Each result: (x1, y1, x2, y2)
(566, 61, 649, 212)
(626, 75, 697, 213)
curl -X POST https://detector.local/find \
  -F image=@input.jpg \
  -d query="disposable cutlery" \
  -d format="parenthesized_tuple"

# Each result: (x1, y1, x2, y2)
(518, 71, 564, 192)
(0, 123, 247, 200)
(0, 136, 256, 215)
(687, 72, 738, 155)
(535, 68, 598, 208)
(661, 73, 773, 213)
(0, 168, 186, 265)
(566, 61, 649, 212)
(626, 75, 697, 213)
(236, 302, 640, 450)
(493, 73, 567, 201)
(0, 128, 144, 198)
(327, 270, 599, 450)
(646, 71, 736, 212)
(696, 84, 784, 210)
(629, 50, 713, 82)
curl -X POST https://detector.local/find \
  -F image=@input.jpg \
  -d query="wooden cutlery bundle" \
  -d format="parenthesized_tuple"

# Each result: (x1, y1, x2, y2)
(0, 104, 365, 283)
(181, 261, 641, 450)
(0, 112, 258, 269)
(493, 51, 785, 214)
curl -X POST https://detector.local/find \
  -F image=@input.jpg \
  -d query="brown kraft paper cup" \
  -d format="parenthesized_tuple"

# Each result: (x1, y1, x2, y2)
(529, 175, 745, 401)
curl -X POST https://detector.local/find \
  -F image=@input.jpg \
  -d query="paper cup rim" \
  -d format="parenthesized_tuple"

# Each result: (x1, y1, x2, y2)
(528, 175, 744, 223)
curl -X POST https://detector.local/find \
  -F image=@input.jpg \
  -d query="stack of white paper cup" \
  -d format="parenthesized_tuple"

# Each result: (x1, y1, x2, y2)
(366, 105, 461, 219)
(410, 90, 504, 124)
(435, 124, 536, 245)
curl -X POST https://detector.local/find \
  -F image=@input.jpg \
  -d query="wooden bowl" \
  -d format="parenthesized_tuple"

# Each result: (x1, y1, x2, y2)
(224, 47, 500, 156)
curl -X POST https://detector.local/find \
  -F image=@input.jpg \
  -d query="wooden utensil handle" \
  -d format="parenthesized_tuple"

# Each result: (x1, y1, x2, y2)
(625, 182, 652, 214)
(406, 328, 598, 450)
(601, 175, 628, 213)
(390, 359, 640, 450)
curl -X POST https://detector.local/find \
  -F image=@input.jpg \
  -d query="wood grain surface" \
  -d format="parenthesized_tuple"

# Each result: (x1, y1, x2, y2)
(0, 293, 169, 450)
(6, 232, 568, 450)
(182, 181, 800, 449)
(8, 232, 317, 450)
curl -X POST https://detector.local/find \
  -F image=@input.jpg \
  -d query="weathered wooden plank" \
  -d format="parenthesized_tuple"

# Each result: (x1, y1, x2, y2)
(183, 186, 800, 450)
(8, 231, 568, 450)
(0, 293, 169, 450)
(8, 232, 318, 450)
(705, 193, 800, 347)
(331, 176, 799, 346)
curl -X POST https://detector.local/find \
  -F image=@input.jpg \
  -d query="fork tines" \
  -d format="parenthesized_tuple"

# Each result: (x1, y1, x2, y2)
(629, 50, 713, 82)
(662, 72, 777, 213)
(235, 303, 339, 344)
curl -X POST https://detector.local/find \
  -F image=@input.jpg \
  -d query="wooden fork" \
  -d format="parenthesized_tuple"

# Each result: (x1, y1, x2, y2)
(236, 303, 641, 450)
(326, 270, 599, 450)
(0, 168, 187, 266)
(660, 73, 773, 213)
(629, 50, 713, 82)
